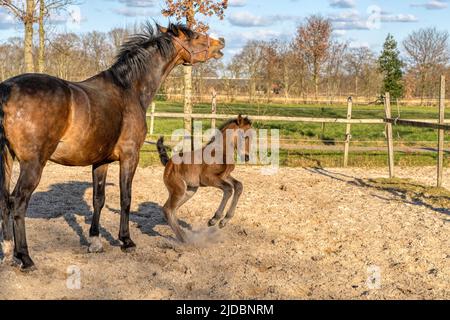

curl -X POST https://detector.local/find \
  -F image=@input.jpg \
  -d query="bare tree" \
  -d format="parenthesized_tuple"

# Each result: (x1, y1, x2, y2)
(0, 37, 24, 79)
(1, 0, 78, 73)
(1, 0, 36, 72)
(229, 41, 265, 102)
(294, 15, 332, 99)
(345, 47, 373, 96)
(324, 40, 347, 100)
(260, 40, 279, 102)
(403, 27, 450, 101)
(38, 0, 79, 73)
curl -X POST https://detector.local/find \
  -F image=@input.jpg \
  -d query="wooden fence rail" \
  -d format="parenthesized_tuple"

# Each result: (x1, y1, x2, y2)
(147, 76, 447, 186)
(383, 76, 447, 187)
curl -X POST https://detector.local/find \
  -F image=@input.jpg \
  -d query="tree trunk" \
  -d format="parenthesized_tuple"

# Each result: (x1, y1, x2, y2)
(420, 73, 426, 106)
(250, 79, 256, 103)
(38, 0, 45, 73)
(24, 0, 35, 73)
(313, 68, 319, 101)
(184, 8, 195, 140)
(183, 65, 193, 133)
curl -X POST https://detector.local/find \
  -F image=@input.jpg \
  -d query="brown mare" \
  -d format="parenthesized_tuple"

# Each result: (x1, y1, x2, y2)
(156, 115, 252, 242)
(0, 23, 225, 271)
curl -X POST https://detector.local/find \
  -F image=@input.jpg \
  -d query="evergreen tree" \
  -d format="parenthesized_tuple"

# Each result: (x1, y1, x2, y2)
(378, 34, 404, 100)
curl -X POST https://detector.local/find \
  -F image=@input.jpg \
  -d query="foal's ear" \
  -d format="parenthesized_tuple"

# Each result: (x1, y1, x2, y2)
(237, 114, 244, 126)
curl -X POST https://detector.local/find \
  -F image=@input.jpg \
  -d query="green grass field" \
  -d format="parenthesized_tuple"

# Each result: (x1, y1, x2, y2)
(140, 101, 449, 168)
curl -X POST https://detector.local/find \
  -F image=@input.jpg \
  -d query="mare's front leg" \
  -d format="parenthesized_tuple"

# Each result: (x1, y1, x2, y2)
(88, 163, 109, 253)
(118, 153, 139, 252)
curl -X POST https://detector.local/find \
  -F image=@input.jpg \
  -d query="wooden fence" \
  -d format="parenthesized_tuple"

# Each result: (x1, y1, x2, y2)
(147, 76, 447, 187)
(384, 76, 448, 187)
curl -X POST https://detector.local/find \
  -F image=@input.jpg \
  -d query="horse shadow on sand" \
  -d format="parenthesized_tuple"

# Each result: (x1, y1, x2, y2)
(21, 181, 192, 247)
(305, 167, 450, 220)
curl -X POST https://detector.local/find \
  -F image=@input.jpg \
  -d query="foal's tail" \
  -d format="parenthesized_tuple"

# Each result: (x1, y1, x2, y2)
(157, 137, 170, 166)
(0, 83, 11, 212)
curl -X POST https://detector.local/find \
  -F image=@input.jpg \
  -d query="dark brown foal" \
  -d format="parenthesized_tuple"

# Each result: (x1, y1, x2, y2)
(157, 115, 253, 242)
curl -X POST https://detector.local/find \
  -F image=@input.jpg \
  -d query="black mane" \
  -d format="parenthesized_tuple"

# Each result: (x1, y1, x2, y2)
(109, 22, 195, 88)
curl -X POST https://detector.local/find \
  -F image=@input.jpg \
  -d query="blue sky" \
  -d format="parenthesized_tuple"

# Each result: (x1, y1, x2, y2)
(0, 0, 449, 62)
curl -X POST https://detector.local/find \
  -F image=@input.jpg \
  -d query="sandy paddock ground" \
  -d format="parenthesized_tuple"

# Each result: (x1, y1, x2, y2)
(0, 164, 449, 300)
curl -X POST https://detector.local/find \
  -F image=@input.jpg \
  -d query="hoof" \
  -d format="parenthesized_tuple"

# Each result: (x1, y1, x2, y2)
(13, 255, 36, 272)
(20, 264, 37, 273)
(219, 220, 228, 229)
(88, 237, 104, 253)
(208, 218, 218, 227)
(120, 239, 136, 253)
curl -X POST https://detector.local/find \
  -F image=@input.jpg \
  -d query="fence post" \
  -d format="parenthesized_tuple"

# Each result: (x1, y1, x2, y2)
(343, 96, 353, 167)
(211, 88, 217, 130)
(384, 92, 395, 178)
(437, 75, 446, 187)
(149, 102, 156, 136)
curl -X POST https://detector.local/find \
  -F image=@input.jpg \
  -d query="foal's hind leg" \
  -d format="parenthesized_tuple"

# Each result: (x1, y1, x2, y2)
(1, 149, 14, 263)
(219, 177, 243, 229)
(179, 186, 198, 207)
(207, 178, 234, 227)
(11, 160, 45, 271)
(163, 180, 190, 242)
(88, 163, 109, 253)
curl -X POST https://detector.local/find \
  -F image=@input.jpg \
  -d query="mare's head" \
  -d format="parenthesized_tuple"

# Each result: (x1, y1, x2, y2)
(157, 23, 225, 66)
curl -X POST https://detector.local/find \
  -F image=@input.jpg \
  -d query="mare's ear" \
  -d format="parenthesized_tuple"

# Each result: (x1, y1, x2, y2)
(237, 114, 244, 126)
(156, 24, 168, 33)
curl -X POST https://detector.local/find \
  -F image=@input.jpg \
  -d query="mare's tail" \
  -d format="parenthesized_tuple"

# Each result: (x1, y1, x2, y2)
(0, 83, 11, 233)
(157, 136, 170, 166)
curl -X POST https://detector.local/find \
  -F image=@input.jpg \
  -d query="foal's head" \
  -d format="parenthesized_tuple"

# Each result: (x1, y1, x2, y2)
(157, 23, 225, 66)
(221, 115, 253, 163)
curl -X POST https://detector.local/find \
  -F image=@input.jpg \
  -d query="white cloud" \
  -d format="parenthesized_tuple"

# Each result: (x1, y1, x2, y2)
(330, 9, 419, 31)
(329, 0, 356, 9)
(228, 11, 273, 27)
(0, 10, 17, 30)
(411, 0, 448, 10)
(229, 0, 247, 7)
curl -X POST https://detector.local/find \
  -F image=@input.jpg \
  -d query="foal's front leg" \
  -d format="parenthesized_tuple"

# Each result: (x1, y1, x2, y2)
(118, 155, 139, 252)
(219, 177, 243, 228)
(207, 178, 234, 227)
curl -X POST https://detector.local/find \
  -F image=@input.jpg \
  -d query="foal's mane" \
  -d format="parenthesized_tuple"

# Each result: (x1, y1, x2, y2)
(217, 116, 252, 131)
(109, 22, 195, 88)
(206, 116, 252, 146)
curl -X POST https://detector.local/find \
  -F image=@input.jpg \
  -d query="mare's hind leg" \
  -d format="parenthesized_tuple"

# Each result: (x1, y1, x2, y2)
(219, 177, 243, 228)
(11, 160, 45, 271)
(88, 163, 109, 253)
(207, 178, 234, 227)
(1, 149, 14, 263)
